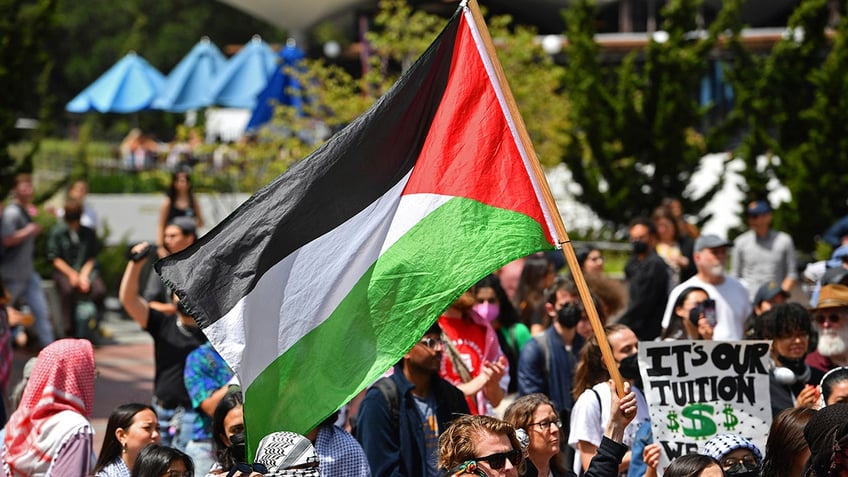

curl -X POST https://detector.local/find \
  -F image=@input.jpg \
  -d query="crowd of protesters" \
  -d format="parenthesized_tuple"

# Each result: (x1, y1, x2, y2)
(4, 173, 848, 476)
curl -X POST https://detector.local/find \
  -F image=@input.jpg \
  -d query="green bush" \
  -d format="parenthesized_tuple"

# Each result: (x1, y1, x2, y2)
(97, 242, 130, 295)
(87, 170, 170, 194)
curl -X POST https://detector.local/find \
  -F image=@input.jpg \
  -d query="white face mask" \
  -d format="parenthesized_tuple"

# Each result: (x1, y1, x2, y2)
(708, 264, 725, 277)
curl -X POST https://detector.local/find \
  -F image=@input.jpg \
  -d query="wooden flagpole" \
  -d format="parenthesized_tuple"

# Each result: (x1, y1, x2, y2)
(465, 0, 626, 397)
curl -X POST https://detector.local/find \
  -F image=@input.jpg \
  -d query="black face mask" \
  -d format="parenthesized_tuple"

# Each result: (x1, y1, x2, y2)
(631, 240, 648, 255)
(777, 354, 807, 375)
(65, 211, 82, 222)
(228, 432, 246, 463)
(619, 353, 640, 380)
(557, 303, 583, 329)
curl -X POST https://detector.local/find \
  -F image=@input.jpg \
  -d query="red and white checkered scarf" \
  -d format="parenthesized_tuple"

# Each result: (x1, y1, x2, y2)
(3, 339, 95, 475)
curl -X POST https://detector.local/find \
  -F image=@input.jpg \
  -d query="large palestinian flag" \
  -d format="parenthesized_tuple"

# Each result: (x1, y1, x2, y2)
(157, 0, 562, 456)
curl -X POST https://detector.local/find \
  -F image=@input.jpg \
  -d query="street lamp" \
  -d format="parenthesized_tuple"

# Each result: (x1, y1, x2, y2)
(541, 34, 562, 55)
(323, 40, 341, 59)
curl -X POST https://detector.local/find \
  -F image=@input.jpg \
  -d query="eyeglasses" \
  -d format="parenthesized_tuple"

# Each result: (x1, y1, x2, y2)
(720, 455, 758, 469)
(816, 313, 846, 325)
(161, 471, 192, 477)
(226, 462, 268, 477)
(529, 419, 562, 432)
(419, 337, 444, 349)
(475, 449, 522, 470)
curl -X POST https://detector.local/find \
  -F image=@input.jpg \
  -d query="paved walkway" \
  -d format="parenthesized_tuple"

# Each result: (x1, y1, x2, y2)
(10, 309, 155, 453)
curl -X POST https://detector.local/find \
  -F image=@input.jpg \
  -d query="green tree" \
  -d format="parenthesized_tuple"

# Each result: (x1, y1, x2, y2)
(235, 0, 571, 188)
(720, 0, 841, 250)
(560, 0, 740, 228)
(0, 0, 58, 195)
(487, 15, 570, 167)
(777, 2, 848, 251)
(51, 0, 285, 139)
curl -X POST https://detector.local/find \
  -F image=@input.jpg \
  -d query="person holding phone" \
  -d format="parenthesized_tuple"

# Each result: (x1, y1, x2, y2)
(661, 235, 751, 340)
(660, 287, 715, 340)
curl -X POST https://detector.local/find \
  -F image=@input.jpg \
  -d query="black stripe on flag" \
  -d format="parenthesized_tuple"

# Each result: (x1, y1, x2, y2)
(156, 11, 462, 327)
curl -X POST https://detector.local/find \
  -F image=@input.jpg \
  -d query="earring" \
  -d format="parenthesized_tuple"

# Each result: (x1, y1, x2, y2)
(122, 442, 127, 453)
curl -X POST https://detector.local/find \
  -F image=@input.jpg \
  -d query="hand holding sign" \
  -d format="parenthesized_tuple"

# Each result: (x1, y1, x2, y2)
(605, 380, 638, 444)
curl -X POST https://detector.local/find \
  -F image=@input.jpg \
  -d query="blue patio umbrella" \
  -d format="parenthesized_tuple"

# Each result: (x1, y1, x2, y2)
(246, 40, 306, 130)
(153, 37, 226, 112)
(66, 52, 165, 113)
(205, 35, 277, 109)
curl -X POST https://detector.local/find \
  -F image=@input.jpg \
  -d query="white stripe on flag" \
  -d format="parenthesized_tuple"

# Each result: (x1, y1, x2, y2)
(205, 174, 453, 387)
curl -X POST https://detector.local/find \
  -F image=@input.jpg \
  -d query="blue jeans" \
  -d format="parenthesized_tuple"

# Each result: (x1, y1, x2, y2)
(151, 399, 194, 451)
(185, 439, 215, 475)
(8, 272, 54, 346)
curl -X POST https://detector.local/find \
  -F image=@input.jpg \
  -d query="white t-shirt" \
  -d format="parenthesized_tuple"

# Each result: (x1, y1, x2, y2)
(568, 382, 650, 475)
(660, 274, 751, 340)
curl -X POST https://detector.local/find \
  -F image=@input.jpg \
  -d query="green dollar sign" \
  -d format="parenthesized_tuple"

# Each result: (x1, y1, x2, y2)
(723, 404, 739, 431)
(667, 410, 680, 433)
(681, 403, 717, 439)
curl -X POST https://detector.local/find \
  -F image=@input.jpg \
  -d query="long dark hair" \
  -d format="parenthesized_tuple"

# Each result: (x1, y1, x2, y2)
(474, 274, 520, 328)
(821, 367, 848, 406)
(94, 403, 157, 472)
(664, 454, 723, 477)
(672, 287, 708, 318)
(166, 169, 198, 211)
(572, 324, 630, 399)
(131, 444, 194, 477)
(761, 407, 815, 477)
(514, 255, 554, 325)
(212, 388, 244, 469)
(474, 274, 522, 393)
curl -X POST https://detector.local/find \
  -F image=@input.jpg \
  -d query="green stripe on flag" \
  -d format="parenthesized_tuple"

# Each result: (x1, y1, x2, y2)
(243, 195, 553, 454)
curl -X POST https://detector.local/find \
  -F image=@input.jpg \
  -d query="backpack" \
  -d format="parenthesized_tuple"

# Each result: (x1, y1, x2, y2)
(533, 333, 552, 380)
(372, 377, 400, 425)
(351, 377, 400, 437)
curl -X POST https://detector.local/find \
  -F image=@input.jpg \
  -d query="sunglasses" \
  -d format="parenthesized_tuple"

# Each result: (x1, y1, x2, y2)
(226, 463, 268, 477)
(419, 337, 445, 349)
(475, 449, 522, 470)
(816, 313, 844, 325)
(721, 455, 758, 469)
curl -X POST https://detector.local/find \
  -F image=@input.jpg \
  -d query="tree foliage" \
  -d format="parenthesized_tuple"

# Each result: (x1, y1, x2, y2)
(234, 0, 571, 188)
(0, 0, 58, 196)
(719, 0, 847, 250)
(561, 0, 741, 228)
(53, 0, 284, 104)
(2, 0, 285, 195)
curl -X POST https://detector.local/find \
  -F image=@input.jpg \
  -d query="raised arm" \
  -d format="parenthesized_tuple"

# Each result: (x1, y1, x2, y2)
(581, 380, 638, 477)
(118, 242, 152, 328)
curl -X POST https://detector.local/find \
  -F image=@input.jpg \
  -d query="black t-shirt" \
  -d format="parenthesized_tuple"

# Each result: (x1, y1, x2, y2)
(146, 308, 207, 408)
